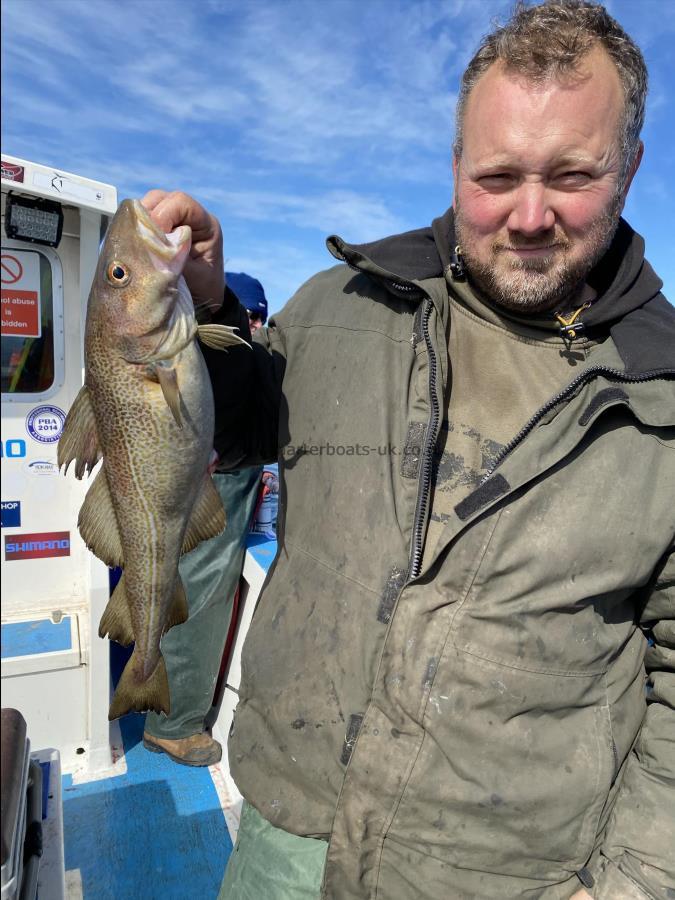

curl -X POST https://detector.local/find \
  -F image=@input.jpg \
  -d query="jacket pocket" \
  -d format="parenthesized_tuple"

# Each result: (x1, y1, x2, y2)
(386, 652, 617, 881)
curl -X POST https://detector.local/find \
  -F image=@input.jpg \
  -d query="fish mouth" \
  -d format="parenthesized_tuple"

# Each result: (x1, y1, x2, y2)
(132, 200, 192, 276)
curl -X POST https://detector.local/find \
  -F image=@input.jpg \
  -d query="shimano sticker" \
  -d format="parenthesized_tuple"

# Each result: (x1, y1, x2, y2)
(5, 531, 71, 561)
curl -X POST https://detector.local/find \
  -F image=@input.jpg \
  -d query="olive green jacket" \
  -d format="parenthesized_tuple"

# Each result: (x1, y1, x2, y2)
(209, 212, 675, 899)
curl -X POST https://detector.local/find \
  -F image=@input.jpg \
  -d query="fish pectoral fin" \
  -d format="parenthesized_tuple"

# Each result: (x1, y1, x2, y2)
(197, 324, 250, 351)
(108, 650, 170, 721)
(57, 385, 102, 479)
(164, 578, 189, 634)
(181, 476, 227, 555)
(79, 466, 125, 568)
(153, 363, 183, 429)
(98, 573, 134, 645)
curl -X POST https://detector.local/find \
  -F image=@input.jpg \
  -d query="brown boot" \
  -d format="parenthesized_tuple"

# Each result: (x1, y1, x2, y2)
(142, 731, 222, 766)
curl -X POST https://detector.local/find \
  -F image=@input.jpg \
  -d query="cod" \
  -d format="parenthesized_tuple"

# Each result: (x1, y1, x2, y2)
(58, 199, 247, 720)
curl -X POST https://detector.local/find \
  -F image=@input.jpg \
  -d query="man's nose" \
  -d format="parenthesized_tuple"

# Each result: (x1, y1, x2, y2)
(506, 183, 555, 235)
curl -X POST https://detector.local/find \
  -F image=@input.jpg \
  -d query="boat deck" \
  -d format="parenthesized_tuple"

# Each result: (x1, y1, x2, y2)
(0, 533, 279, 899)
(62, 696, 233, 899)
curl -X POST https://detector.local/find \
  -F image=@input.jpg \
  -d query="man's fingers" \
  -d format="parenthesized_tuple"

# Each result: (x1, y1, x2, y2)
(136, 190, 224, 307)
(143, 191, 196, 233)
(140, 189, 170, 212)
(138, 190, 217, 239)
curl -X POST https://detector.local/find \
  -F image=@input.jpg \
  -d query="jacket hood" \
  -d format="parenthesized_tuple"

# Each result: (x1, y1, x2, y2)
(327, 207, 675, 375)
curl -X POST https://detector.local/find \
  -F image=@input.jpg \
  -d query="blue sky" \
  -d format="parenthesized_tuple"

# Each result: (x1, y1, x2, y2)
(2, 0, 674, 314)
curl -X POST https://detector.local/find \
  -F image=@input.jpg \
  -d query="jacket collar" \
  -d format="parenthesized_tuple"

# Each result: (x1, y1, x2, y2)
(327, 208, 675, 376)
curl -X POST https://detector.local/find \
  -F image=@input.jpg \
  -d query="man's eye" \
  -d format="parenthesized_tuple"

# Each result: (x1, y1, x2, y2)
(478, 174, 515, 190)
(556, 172, 591, 186)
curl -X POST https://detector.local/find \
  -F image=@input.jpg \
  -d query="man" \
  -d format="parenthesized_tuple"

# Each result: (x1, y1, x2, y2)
(225, 271, 268, 334)
(142, 274, 265, 766)
(143, 1, 674, 897)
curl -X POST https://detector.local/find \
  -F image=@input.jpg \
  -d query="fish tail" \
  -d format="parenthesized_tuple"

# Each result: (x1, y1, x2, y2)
(98, 573, 134, 645)
(108, 649, 170, 721)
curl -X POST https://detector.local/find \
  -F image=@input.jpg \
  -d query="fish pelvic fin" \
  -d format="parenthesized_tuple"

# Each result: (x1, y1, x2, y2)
(182, 475, 227, 555)
(98, 573, 134, 645)
(197, 324, 250, 351)
(79, 465, 124, 568)
(152, 362, 183, 429)
(57, 385, 102, 478)
(164, 578, 189, 634)
(108, 650, 170, 721)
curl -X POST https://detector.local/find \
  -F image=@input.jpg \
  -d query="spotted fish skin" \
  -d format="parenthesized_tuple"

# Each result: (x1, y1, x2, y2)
(58, 199, 246, 720)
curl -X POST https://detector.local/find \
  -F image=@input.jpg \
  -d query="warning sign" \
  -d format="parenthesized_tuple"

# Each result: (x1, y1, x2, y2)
(1, 250, 42, 338)
(1, 161, 24, 183)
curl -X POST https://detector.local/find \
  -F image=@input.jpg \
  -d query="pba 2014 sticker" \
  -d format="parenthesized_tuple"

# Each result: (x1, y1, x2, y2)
(26, 405, 66, 444)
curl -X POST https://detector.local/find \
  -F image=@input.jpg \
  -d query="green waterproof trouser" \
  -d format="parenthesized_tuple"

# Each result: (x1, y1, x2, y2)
(145, 467, 262, 740)
(218, 802, 327, 899)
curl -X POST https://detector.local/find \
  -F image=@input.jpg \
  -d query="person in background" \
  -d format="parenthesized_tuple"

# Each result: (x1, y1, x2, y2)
(141, 273, 266, 766)
(143, 1, 674, 895)
(226, 271, 268, 334)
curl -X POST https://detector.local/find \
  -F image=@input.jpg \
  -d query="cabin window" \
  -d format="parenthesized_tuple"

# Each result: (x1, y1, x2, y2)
(1, 245, 63, 398)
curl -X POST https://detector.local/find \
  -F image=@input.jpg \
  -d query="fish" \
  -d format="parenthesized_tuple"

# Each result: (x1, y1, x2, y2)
(57, 199, 248, 720)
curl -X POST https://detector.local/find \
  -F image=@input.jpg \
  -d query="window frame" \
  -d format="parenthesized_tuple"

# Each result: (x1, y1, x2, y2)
(1, 238, 65, 403)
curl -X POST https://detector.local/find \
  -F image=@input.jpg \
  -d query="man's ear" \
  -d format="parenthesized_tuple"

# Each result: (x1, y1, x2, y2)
(621, 141, 644, 205)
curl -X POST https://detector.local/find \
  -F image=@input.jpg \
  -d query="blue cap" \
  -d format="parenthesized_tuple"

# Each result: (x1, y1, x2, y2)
(225, 271, 268, 322)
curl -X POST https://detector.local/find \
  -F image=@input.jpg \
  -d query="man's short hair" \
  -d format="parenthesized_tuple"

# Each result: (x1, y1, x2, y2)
(454, 0, 648, 185)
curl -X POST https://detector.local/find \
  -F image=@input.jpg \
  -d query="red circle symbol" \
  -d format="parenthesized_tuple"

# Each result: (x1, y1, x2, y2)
(1, 254, 24, 285)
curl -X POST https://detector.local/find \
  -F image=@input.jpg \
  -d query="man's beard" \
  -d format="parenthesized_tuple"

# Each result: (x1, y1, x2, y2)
(454, 193, 622, 314)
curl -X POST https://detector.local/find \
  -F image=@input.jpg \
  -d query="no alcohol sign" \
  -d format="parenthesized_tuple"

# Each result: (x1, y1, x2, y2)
(1, 249, 42, 338)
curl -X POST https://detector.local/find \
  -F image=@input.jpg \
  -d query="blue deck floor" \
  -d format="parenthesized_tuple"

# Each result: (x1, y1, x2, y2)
(62, 649, 232, 899)
(4, 531, 279, 899)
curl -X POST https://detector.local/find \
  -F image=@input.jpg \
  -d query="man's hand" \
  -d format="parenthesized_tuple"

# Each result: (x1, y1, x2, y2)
(569, 889, 593, 899)
(141, 190, 225, 315)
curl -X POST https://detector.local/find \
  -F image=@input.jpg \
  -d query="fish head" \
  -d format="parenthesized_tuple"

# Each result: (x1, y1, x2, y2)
(88, 199, 192, 355)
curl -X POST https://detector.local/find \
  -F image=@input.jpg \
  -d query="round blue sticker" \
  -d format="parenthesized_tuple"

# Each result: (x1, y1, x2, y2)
(26, 405, 66, 444)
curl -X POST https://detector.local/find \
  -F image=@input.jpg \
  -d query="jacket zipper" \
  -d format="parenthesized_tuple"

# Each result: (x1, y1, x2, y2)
(481, 365, 675, 485)
(341, 248, 436, 580)
(408, 298, 441, 580)
(611, 737, 620, 781)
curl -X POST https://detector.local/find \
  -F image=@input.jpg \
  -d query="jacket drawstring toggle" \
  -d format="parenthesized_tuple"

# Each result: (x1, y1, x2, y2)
(555, 301, 591, 342)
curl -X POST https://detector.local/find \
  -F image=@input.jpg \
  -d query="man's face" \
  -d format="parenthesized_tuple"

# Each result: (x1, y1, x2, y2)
(248, 312, 264, 333)
(453, 47, 641, 313)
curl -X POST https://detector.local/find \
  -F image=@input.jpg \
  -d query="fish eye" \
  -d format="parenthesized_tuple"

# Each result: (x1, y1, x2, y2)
(106, 261, 131, 286)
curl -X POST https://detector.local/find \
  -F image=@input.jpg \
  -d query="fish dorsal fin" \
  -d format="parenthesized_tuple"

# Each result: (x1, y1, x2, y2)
(164, 578, 189, 633)
(182, 475, 226, 554)
(57, 385, 102, 479)
(197, 324, 250, 351)
(78, 465, 124, 568)
(98, 572, 187, 651)
(153, 363, 183, 428)
(98, 572, 134, 646)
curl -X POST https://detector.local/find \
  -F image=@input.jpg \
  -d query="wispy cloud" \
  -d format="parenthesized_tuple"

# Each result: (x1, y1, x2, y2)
(207, 186, 405, 241)
(2, 0, 466, 176)
(2, 0, 674, 308)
